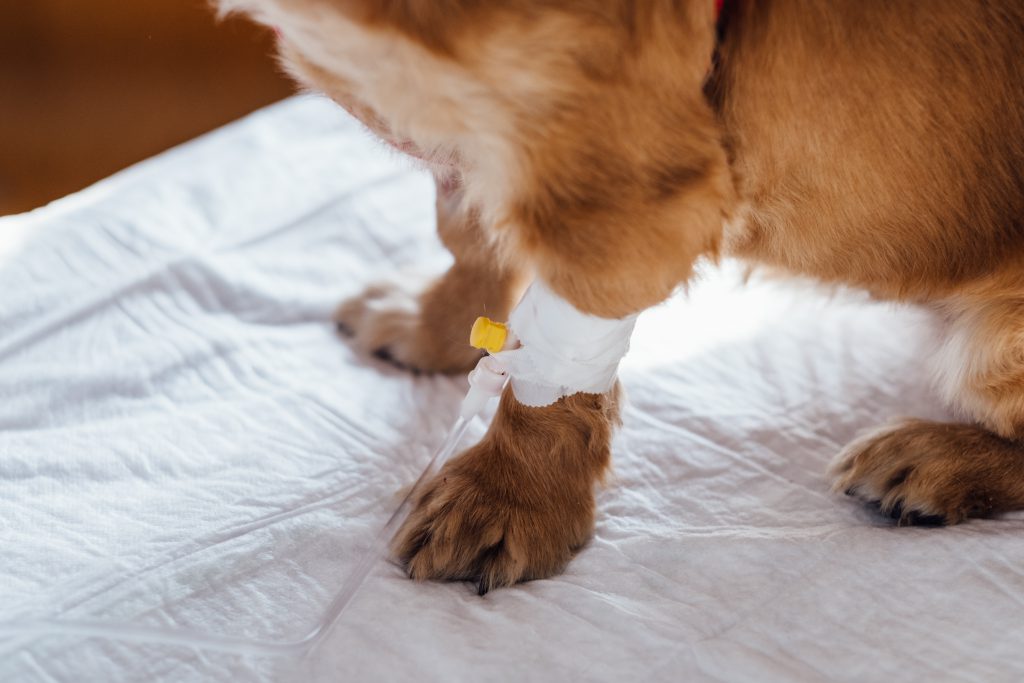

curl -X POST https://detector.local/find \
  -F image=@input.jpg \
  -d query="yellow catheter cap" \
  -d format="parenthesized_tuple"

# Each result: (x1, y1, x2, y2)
(469, 316, 508, 354)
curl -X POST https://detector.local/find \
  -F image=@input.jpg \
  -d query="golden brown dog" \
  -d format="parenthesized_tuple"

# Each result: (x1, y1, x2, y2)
(217, 0, 1024, 593)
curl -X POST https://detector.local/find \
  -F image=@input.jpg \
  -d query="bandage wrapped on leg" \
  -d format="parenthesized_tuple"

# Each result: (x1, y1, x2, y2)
(467, 280, 638, 410)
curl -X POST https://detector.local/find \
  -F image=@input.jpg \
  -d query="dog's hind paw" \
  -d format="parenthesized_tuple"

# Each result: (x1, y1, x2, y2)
(830, 418, 1024, 525)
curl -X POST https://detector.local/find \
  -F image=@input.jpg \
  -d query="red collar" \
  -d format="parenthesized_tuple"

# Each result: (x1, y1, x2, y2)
(714, 0, 733, 44)
(707, 0, 732, 81)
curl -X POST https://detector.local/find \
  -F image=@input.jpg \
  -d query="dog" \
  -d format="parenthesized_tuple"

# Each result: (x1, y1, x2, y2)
(217, 0, 1024, 593)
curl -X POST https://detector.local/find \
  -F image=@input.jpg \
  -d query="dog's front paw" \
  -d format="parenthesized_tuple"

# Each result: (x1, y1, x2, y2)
(392, 390, 616, 593)
(830, 418, 1024, 525)
(392, 441, 594, 594)
(335, 278, 481, 373)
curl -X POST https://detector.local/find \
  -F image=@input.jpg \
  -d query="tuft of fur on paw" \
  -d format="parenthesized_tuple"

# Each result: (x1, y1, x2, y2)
(334, 278, 482, 374)
(392, 389, 618, 593)
(830, 418, 1024, 526)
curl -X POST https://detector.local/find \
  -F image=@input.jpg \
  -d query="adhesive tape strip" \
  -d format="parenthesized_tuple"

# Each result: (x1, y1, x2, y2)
(494, 280, 637, 407)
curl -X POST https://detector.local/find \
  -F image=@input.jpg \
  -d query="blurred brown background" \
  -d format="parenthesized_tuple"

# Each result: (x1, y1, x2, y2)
(0, 0, 294, 216)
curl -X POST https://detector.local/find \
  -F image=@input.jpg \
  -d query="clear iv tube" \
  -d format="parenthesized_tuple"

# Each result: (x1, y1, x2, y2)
(0, 415, 474, 658)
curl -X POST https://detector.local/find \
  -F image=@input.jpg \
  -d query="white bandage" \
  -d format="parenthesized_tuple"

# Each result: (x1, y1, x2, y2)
(493, 281, 638, 407)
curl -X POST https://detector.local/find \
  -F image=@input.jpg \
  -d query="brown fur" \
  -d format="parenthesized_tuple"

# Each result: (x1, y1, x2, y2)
(831, 419, 1024, 525)
(218, 0, 1024, 590)
(335, 181, 529, 372)
(395, 385, 620, 595)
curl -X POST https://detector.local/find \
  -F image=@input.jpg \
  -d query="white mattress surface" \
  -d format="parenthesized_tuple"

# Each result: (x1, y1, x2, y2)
(2, 96, 1022, 682)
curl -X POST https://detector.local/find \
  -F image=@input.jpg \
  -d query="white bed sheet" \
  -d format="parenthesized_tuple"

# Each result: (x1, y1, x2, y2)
(2, 96, 1022, 682)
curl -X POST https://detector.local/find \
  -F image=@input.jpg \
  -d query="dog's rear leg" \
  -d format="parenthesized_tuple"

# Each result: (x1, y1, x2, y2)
(336, 174, 527, 373)
(832, 295, 1024, 524)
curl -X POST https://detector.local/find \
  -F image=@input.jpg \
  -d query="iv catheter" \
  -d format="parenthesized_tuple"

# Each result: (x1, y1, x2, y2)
(0, 317, 516, 659)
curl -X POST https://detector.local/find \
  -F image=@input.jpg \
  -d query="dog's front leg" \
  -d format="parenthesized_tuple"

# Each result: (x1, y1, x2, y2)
(394, 383, 620, 594)
(336, 174, 527, 373)
(391, 171, 730, 591)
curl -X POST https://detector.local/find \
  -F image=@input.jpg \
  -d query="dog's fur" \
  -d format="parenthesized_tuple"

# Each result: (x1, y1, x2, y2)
(218, 0, 1024, 592)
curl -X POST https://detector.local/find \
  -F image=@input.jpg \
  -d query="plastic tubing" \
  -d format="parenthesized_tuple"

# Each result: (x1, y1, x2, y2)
(0, 415, 475, 659)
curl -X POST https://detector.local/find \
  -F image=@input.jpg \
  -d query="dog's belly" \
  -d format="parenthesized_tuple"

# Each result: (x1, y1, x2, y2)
(712, 0, 1024, 302)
